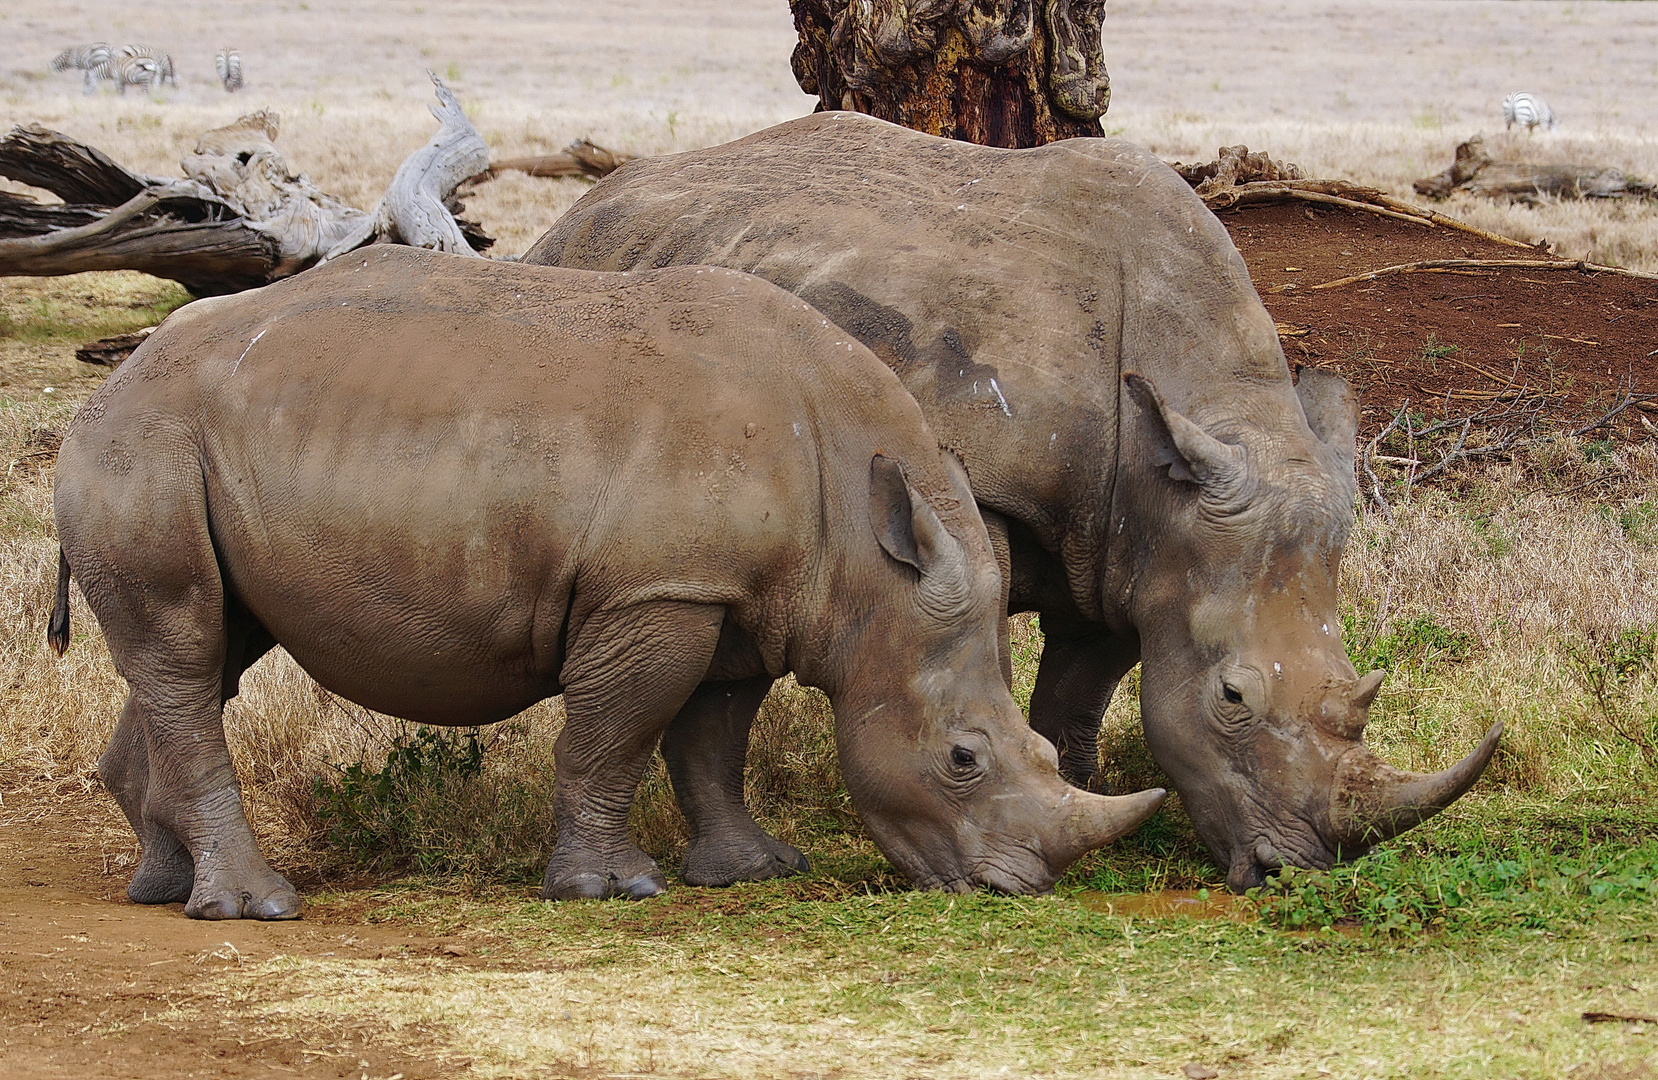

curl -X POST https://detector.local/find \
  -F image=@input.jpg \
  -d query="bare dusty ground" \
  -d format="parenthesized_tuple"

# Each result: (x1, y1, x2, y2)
(1, 785, 462, 1080)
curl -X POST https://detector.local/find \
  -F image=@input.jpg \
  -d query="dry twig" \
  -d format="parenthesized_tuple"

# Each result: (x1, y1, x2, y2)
(1313, 258, 1658, 291)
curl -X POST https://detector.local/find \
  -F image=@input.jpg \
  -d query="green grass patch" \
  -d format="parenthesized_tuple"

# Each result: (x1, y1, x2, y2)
(1249, 837, 1658, 936)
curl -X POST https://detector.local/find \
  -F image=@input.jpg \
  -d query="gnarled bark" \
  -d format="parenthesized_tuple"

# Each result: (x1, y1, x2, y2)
(789, 0, 1110, 147)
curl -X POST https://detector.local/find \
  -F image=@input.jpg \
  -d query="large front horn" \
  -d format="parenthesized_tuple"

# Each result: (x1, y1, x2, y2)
(1047, 786, 1167, 867)
(1330, 723, 1503, 851)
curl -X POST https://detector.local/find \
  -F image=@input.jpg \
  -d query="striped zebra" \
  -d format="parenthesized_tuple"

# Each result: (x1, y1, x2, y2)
(1503, 92, 1557, 133)
(116, 44, 177, 88)
(111, 54, 166, 95)
(49, 42, 113, 94)
(215, 47, 243, 93)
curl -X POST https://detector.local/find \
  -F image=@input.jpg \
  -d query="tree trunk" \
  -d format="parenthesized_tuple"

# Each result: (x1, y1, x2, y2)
(789, 0, 1110, 148)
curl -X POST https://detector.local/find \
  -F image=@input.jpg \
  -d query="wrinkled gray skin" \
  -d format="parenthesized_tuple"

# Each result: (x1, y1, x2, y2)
(51, 246, 1163, 919)
(524, 111, 1501, 892)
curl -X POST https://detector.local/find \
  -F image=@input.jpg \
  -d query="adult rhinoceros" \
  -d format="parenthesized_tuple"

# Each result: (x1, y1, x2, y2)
(50, 246, 1163, 919)
(523, 111, 1501, 891)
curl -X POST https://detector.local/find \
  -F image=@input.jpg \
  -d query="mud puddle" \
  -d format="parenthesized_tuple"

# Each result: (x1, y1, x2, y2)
(1074, 889, 1255, 921)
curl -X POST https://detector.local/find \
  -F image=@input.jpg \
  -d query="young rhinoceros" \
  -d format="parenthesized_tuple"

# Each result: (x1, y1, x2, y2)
(49, 246, 1163, 919)
(523, 111, 1502, 892)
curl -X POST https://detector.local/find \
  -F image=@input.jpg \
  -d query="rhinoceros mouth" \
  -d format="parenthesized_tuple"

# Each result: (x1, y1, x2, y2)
(971, 863, 1056, 896)
(1224, 830, 1338, 893)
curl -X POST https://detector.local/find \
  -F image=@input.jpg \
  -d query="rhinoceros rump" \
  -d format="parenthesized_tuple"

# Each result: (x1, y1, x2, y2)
(523, 112, 1500, 892)
(50, 246, 1162, 918)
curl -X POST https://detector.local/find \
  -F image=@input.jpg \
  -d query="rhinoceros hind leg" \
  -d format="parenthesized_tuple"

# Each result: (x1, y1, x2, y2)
(542, 601, 727, 902)
(662, 675, 810, 887)
(1028, 629, 1141, 788)
(99, 695, 194, 904)
(82, 594, 298, 917)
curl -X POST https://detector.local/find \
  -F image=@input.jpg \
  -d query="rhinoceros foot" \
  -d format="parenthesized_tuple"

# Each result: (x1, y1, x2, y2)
(542, 869, 669, 901)
(184, 870, 301, 920)
(542, 844, 669, 901)
(126, 841, 195, 905)
(681, 834, 810, 887)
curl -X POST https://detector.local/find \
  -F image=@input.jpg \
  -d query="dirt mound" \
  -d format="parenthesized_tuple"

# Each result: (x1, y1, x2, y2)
(1222, 202, 1658, 440)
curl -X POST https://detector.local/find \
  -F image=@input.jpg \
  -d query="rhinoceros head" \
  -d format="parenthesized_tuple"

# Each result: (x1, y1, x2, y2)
(832, 455, 1166, 893)
(1121, 370, 1500, 892)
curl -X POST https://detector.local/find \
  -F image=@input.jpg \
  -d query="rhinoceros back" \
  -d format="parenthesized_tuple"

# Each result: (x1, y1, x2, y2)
(54, 247, 954, 722)
(525, 111, 1282, 568)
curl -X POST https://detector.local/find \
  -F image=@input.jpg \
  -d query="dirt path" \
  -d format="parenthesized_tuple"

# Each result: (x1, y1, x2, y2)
(0, 785, 457, 1079)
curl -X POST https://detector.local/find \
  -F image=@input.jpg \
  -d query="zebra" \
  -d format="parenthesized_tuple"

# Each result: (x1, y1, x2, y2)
(49, 42, 113, 94)
(116, 44, 177, 88)
(1503, 92, 1557, 133)
(111, 54, 165, 95)
(215, 47, 243, 92)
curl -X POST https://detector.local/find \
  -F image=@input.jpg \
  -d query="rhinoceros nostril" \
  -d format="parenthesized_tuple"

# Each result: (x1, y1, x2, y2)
(1226, 855, 1266, 894)
(1254, 838, 1284, 870)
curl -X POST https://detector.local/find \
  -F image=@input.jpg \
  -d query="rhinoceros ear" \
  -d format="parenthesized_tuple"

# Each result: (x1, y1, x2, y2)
(870, 455, 973, 613)
(1122, 372, 1244, 488)
(1295, 365, 1358, 476)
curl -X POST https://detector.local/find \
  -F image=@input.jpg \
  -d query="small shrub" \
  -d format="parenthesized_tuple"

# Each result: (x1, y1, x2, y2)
(1247, 841, 1658, 936)
(1612, 499, 1658, 546)
(1565, 627, 1658, 766)
(1347, 612, 1475, 674)
(1582, 438, 1617, 464)
(311, 724, 555, 878)
(1467, 513, 1513, 558)
(1417, 334, 1458, 373)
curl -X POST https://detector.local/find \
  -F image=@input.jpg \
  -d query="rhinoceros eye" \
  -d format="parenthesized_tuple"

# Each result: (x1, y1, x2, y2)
(950, 746, 978, 770)
(1222, 684, 1245, 705)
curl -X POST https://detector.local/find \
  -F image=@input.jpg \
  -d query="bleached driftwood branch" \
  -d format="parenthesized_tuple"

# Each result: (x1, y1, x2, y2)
(0, 74, 493, 294)
(321, 71, 491, 261)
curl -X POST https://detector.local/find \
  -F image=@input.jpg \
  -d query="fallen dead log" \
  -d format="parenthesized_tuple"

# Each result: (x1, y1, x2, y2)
(319, 74, 490, 260)
(0, 72, 492, 295)
(75, 327, 154, 366)
(1170, 145, 1537, 251)
(0, 128, 282, 294)
(1413, 136, 1657, 204)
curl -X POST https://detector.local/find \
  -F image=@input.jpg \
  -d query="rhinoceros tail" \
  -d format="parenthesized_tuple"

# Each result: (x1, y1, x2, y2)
(47, 548, 71, 657)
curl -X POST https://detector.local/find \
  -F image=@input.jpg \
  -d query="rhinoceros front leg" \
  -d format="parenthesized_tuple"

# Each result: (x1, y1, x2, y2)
(660, 675, 810, 886)
(981, 509, 1015, 690)
(1027, 629, 1140, 788)
(543, 601, 727, 901)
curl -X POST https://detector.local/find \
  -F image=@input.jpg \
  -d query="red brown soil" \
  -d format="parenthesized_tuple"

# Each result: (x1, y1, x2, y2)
(1220, 201, 1658, 439)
